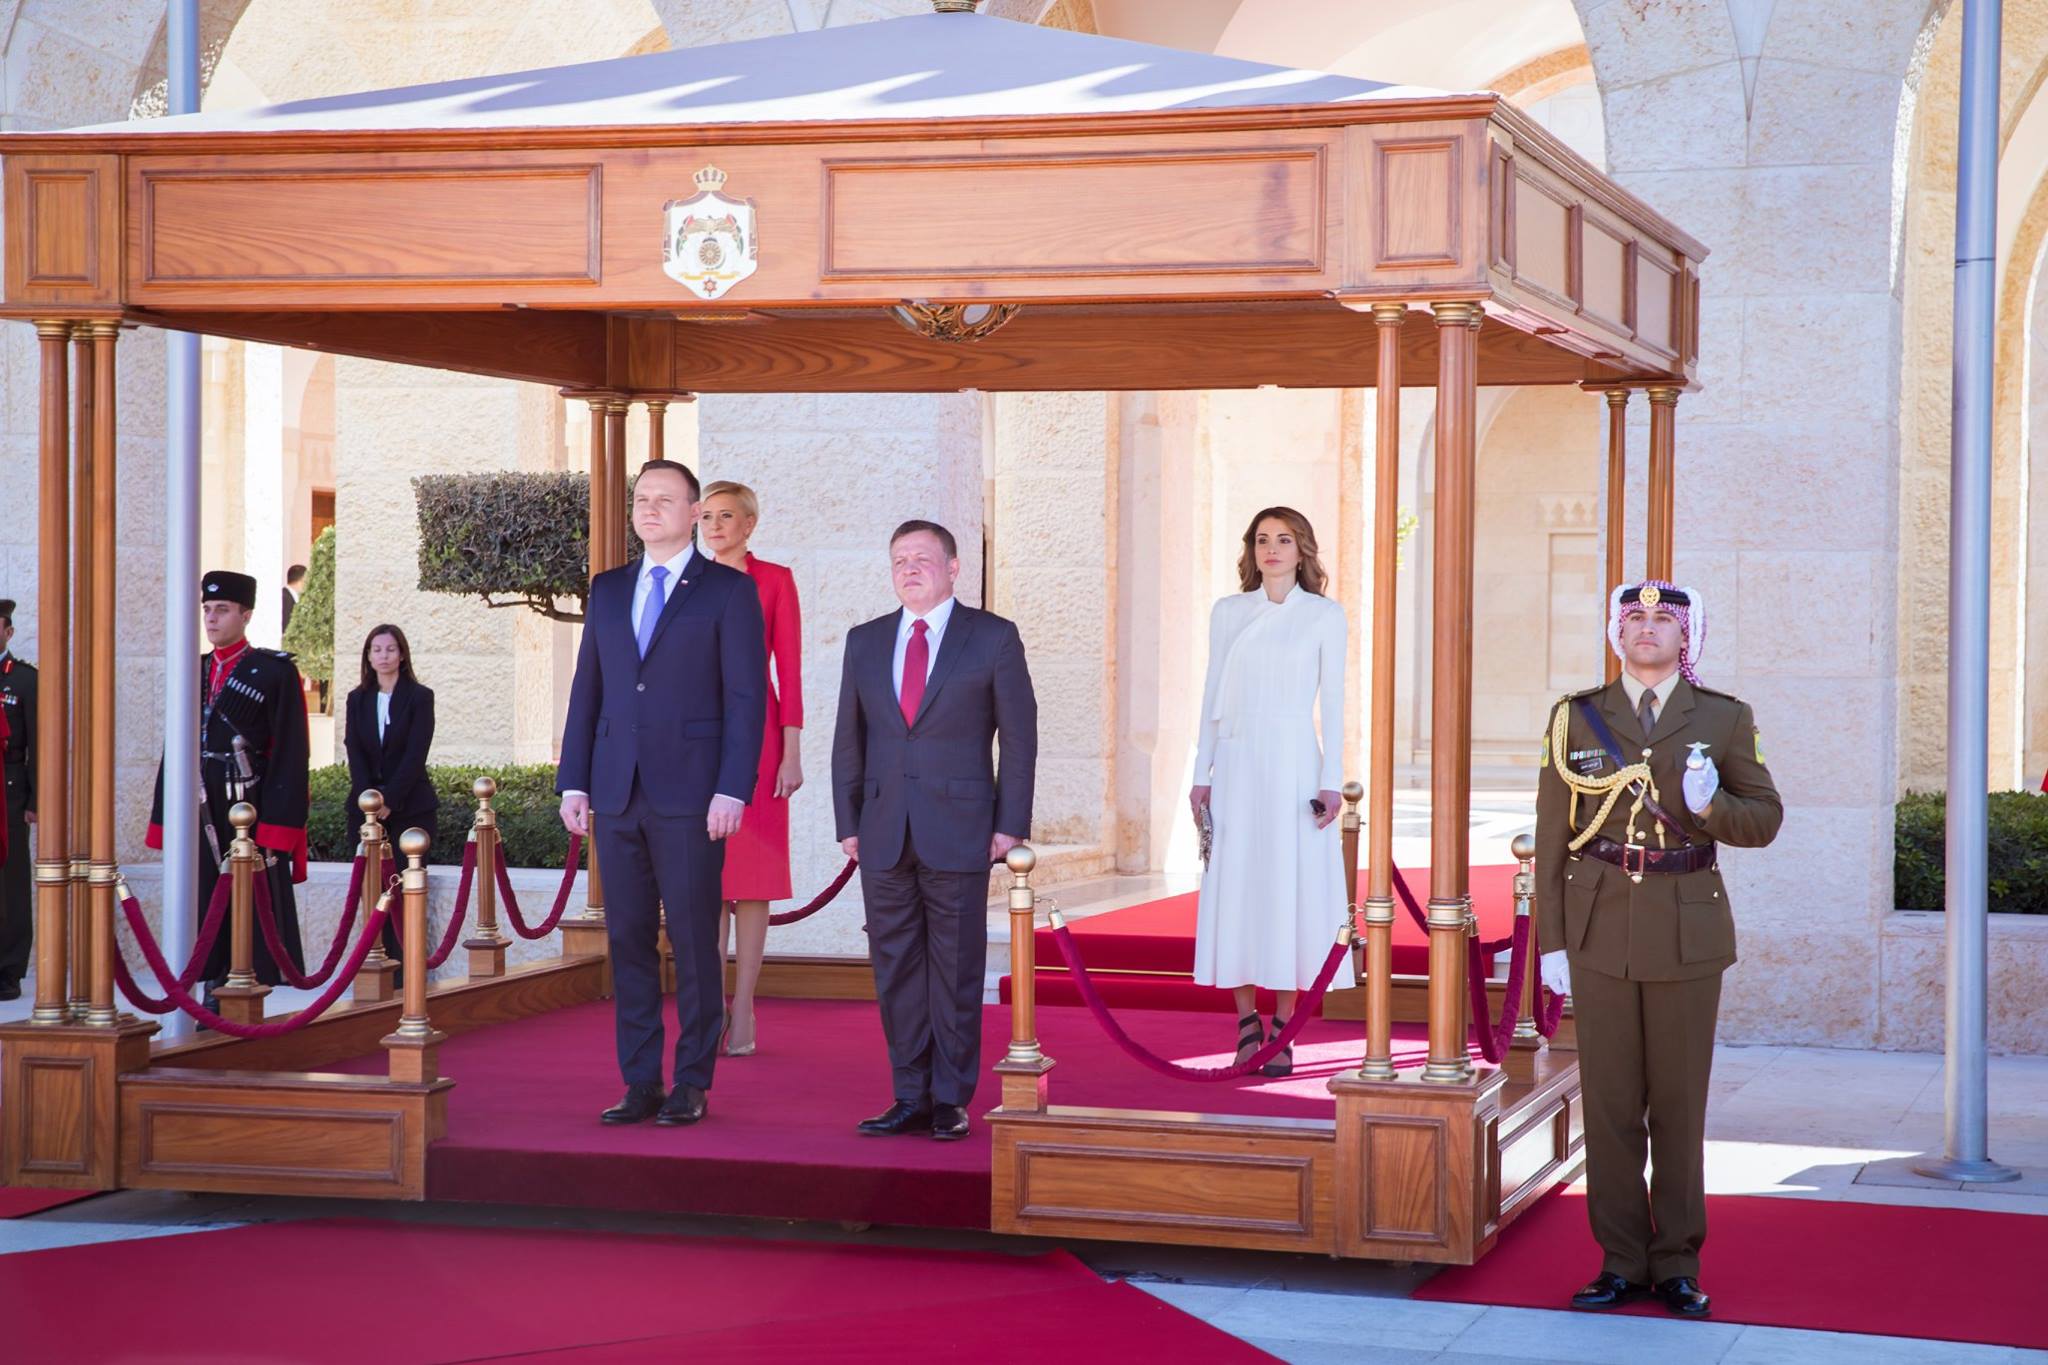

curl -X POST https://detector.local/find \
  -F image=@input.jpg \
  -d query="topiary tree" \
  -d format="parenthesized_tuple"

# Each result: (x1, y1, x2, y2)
(282, 525, 336, 684)
(414, 471, 638, 624)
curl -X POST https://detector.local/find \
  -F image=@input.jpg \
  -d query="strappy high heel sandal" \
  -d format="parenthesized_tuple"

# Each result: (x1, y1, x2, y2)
(1261, 1014, 1294, 1077)
(1234, 1012, 1264, 1068)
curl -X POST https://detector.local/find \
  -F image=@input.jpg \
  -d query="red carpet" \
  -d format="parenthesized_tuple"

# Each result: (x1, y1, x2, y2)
(330, 996, 1462, 1228)
(0, 1217, 1274, 1363)
(1416, 1188, 2048, 1350)
(1007, 864, 1516, 1012)
(0, 1187, 98, 1218)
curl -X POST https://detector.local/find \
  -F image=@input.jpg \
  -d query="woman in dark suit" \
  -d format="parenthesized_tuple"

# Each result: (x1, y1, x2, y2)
(345, 625, 437, 954)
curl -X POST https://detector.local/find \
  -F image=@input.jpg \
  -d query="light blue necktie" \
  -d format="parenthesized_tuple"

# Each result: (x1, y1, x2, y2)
(636, 564, 669, 658)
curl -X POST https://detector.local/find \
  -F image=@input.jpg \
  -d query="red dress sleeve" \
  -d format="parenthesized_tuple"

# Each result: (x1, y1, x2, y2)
(750, 556, 803, 732)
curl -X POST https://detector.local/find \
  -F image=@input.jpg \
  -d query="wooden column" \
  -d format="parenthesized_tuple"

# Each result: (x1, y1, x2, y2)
(463, 775, 509, 978)
(66, 325, 93, 1022)
(1645, 386, 1679, 582)
(992, 845, 1054, 1111)
(1424, 301, 1479, 1085)
(1358, 302, 1405, 1081)
(30, 322, 71, 1025)
(85, 322, 119, 1027)
(604, 399, 630, 564)
(645, 398, 667, 464)
(212, 804, 269, 1024)
(1603, 388, 1629, 684)
(382, 828, 446, 1084)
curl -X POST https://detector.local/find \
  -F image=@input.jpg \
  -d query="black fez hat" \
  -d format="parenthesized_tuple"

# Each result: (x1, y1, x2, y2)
(1618, 583, 1689, 610)
(0, 599, 14, 622)
(201, 571, 258, 609)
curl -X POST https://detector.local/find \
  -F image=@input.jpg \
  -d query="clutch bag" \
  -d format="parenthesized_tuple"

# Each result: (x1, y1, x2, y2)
(1196, 802, 1214, 868)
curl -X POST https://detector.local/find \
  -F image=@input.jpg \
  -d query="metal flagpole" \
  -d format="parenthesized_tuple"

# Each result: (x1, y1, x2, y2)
(1914, 0, 2017, 1184)
(159, 0, 203, 1042)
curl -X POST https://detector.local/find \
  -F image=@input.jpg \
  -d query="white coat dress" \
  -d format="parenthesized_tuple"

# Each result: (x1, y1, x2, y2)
(1192, 583, 1348, 991)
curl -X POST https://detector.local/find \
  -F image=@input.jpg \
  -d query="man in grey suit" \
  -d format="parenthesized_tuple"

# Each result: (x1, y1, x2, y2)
(833, 520, 1036, 1141)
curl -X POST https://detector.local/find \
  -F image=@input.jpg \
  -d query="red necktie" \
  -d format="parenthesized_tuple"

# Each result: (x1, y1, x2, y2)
(899, 619, 929, 726)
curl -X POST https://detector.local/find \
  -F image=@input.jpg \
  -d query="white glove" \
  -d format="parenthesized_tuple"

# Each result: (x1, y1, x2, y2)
(1681, 755, 1720, 815)
(1539, 950, 1571, 998)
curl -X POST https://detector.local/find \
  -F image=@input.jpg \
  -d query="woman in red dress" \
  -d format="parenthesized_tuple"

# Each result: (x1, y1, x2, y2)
(699, 481, 803, 1056)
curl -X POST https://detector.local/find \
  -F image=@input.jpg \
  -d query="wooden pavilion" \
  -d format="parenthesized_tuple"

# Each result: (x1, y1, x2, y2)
(0, 4, 1700, 1265)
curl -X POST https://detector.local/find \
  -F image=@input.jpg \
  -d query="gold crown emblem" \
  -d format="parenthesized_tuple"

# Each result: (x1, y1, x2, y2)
(693, 165, 728, 192)
(1637, 584, 1661, 608)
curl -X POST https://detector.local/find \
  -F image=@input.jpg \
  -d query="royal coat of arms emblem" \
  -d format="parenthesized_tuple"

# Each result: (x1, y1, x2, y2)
(662, 166, 758, 300)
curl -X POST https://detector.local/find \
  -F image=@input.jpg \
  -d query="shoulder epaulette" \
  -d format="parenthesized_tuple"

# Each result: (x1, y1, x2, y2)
(1689, 682, 1738, 702)
(257, 646, 295, 661)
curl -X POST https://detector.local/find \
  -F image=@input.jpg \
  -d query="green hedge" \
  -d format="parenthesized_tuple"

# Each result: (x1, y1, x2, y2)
(1895, 791, 2048, 914)
(306, 763, 574, 870)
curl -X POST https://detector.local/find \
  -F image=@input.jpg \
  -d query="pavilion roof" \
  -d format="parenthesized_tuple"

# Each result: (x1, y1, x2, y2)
(65, 12, 1462, 138)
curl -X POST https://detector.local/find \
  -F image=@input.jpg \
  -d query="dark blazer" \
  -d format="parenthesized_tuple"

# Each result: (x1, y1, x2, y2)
(557, 548, 767, 818)
(344, 677, 437, 841)
(832, 601, 1036, 875)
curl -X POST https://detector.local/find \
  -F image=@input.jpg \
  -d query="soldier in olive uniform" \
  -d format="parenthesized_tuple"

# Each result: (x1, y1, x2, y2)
(0, 599, 35, 1001)
(1534, 580, 1781, 1320)
(146, 572, 310, 992)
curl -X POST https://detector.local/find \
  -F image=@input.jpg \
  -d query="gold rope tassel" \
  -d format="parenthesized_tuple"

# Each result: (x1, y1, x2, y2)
(1547, 701, 1661, 852)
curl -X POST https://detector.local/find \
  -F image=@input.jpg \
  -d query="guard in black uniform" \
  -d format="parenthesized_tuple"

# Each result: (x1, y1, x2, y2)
(0, 598, 35, 1001)
(147, 572, 309, 988)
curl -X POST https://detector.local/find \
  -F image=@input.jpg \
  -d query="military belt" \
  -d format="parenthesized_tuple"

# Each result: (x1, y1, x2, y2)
(1579, 836, 1717, 880)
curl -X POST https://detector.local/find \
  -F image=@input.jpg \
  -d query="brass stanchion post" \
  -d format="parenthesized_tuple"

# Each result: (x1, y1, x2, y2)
(992, 845, 1054, 1111)
(352, 791, 399, 1002)
(212, 803, 269, 1025)
(383, 828, 446, 1084)
(1506, 833, 1543, 1082)
(464, 776, 509, 978)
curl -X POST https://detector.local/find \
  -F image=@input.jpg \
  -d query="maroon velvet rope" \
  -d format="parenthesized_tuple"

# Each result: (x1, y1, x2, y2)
(389, 840, 476, 969)
(768, 857, 858, 927)
(115, 886, 392, 1036)
(1386, 864, 1564, 1054)
(1050, 924, 1351, 1082)
(253, 855, 366, 990)
(105, 874, 246, 1014)
(491, 834, 584, 939)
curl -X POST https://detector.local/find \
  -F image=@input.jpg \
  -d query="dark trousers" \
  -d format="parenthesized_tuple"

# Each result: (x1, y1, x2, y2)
(862, 839, 992, 1108)
(1571, 964, 1722, 1284)
(597, 780, 724, 1091)
(0, 763, 29, 985)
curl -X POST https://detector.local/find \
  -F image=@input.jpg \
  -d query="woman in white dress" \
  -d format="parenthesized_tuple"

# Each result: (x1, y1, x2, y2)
(1189, 507, 1347, 1076)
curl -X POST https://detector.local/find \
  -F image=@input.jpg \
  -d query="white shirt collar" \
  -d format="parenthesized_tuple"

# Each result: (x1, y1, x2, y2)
(898, 594, 957, 637)
(1619, 668, 1681, 711)
(639, 545, 695, 584)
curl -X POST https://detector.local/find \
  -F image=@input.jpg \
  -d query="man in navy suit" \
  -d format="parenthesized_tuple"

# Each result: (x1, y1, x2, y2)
(558, 460, 766, 1127)
(832, 520, 1036, 1141)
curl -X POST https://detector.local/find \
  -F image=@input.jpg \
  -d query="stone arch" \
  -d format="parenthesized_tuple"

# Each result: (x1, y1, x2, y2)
(1894, 1, 2048, 792)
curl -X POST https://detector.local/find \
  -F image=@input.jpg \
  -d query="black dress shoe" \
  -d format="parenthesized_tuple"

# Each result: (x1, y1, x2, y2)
(931, 1103, 970, 1141)
(857, 1100, 933, 1136)
(655, 1085, 708, 1126)
(600, 1083, 666, 1125)
(1570, 1271, 1650, 1310)
(0, 980, 20, 1002)
(1654, 1276, 1711, 1317)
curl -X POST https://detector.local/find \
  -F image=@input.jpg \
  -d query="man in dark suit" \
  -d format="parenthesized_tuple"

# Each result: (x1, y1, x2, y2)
(558, 460, 765, 1128)
(832, 520, 1036, 1142)
(281, 564, 306, 635)
(0, 598, 35, 1001)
